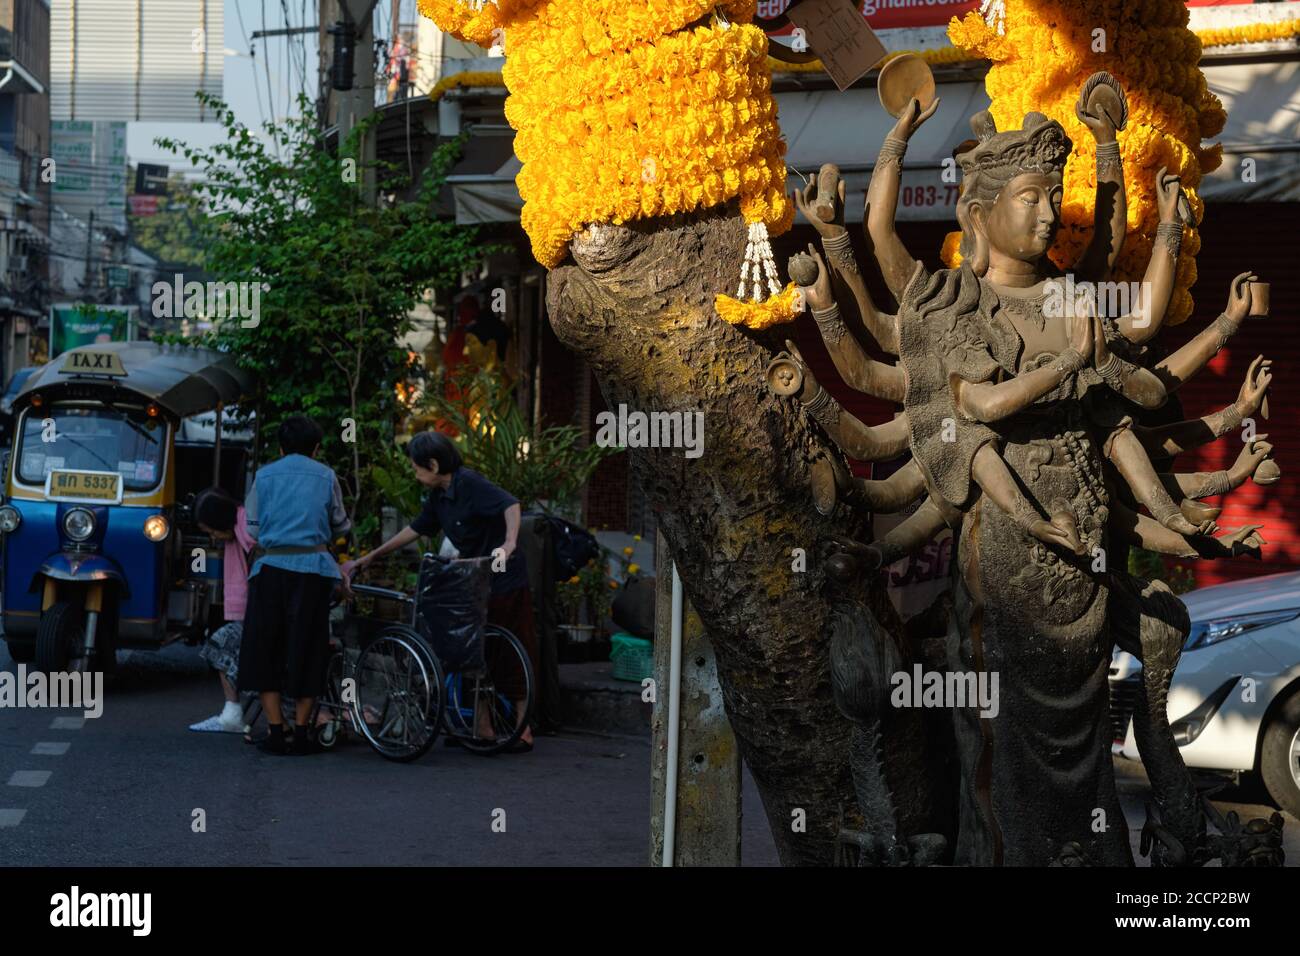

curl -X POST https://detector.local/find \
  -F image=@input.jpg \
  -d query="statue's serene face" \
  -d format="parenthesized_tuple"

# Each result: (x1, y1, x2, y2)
(980, 171, 1063, 264)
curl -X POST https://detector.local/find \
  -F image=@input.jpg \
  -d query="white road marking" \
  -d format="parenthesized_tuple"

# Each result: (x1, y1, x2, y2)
(7, 770, 52, 787)
(49, 716, 84, 730)
(32, 742, 70, 756)
(0, 809, 26, 827)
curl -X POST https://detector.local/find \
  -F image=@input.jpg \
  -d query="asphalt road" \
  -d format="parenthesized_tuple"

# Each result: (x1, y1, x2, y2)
(0, 643, 1292, 866)
(0, 642, 781, 866)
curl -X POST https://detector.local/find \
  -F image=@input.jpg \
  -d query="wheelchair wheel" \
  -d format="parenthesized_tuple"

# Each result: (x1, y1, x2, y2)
(442, 624, 534, 756)
(310, 650, 347, 749)
(351, 625, 443, 762)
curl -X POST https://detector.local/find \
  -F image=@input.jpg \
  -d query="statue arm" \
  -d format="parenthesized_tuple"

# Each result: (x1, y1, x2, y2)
(823, 231, 900, 355)
(1073, 143, 1126, 282)
(1134, 405, 1244, 458)
(1115, 169, 1184, 344)
(1152, 273, 1254, 391)
(1134, 357, 1269, 456)
(1159, 470, 1236, 502)
(834, 498, 949, 571)
(849, 459, 927, 514)
(1108, 498, 1264, 560)
(1109, 427, 1211, 536)
(1094, 336, 1168, 410)
(1072, 74, 1128, 281)
(865, 97, 939, 303)
(952, 350, 1087, 424)
(792, 166, 901, 354)
(794, 245, 904, 402)
(775, 341, 912, 462)
(1115, 227, 1180, 344)
(1159, 438, 1273, 500)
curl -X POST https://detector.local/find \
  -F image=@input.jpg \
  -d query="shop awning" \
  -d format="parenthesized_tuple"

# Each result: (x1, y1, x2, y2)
(1199, 59, 1300, 202)
(442, 57, 1300, 227)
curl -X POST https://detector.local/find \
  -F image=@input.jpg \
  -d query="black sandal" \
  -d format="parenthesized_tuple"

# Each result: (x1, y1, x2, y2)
(246, 725, 294, 747)
(255, 729, 292, 755)
(291, 728, 327, 756)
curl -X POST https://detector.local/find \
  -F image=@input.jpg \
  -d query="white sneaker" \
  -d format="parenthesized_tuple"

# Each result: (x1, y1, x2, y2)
(189, 709, 245, 733)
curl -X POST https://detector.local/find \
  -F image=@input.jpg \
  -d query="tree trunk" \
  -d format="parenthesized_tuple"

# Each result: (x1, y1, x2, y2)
(547, 203, 875, 865)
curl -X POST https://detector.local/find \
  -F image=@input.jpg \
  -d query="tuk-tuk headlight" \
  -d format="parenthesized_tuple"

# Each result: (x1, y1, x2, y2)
(143, 514, 170, 542)
(0, 506, 20, 533)
(62, 508, 96, 542)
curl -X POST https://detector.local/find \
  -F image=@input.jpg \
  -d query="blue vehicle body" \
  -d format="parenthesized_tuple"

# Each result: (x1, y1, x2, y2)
(0, 343, 256, 669)
(2, 499, 169, 647)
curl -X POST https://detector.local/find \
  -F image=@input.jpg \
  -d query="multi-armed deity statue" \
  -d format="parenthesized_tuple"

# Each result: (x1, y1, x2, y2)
(766, 70, 1284, 867)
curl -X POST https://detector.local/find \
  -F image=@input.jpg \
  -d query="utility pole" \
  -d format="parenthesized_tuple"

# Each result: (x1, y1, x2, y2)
(329, 0, 380, 204)
(649, 532, 743, 866)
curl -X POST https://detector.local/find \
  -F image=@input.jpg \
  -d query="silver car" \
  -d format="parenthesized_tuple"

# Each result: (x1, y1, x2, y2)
(1110, 571, 1300, 819)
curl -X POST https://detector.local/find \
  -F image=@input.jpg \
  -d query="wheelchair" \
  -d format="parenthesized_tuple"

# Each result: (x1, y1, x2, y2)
(245, 554, 535, 762)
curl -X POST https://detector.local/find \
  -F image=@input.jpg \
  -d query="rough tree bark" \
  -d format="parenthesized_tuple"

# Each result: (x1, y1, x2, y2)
(548, 201, 890, 865)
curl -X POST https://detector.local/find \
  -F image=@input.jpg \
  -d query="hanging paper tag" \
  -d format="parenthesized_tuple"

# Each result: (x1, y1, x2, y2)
(785, 0, 888, 93)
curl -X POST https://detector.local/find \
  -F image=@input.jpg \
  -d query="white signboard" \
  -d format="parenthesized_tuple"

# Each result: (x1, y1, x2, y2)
(52, 121, 128, 231)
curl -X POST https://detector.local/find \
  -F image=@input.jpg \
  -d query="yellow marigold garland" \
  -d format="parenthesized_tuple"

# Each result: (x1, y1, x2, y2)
(945, 0, 1228, 325)
(1197, 18, 1300, 50)
(428, 70, 507, 101)
(418, 1, 791, 280)
(715, 281, 800, 330)
(769, 44, 976, 74)
(417, 1, 1294, 329)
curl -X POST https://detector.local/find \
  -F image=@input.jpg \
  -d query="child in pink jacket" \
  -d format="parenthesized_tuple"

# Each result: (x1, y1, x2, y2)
(189, 487, 256, 733)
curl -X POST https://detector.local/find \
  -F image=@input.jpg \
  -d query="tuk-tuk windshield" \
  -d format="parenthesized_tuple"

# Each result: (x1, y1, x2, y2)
(16, 405, 167, 492)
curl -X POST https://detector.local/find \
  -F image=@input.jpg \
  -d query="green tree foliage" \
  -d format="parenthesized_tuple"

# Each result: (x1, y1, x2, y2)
(156, 93, 489, 541)
(422, 364, 620, 515)
(127, 174, 207, 271)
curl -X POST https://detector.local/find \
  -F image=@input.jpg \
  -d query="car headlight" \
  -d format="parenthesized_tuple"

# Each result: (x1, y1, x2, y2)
(0, 505, 20, 533)
(143, 514, 170, 542)
(63, 508, 96, 542)
(1184, 608, 1300, 651)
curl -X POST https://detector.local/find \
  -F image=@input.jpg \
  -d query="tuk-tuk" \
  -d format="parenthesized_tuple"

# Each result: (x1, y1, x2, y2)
(0, 342, 256, 673)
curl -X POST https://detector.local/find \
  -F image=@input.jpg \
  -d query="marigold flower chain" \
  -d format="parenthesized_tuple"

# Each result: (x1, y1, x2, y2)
(420, 0, 790, 271)
(945, 0, 1228, 325)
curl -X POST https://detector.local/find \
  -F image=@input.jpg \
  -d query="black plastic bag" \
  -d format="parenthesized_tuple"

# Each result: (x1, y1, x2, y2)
(542, 514, 601, 579)
(612, 575, 656, 641)
(417, 557, 491, 672)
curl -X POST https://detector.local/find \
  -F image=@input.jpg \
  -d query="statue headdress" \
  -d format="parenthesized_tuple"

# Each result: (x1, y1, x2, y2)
(956, 110, 1073, 182)
(954, 110, 1073, 273)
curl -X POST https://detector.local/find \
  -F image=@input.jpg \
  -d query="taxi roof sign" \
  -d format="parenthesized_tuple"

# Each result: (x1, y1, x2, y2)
(59, 350, 128, 377)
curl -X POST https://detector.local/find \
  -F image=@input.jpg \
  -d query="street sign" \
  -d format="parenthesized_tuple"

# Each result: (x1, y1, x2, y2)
(49, 304, 136, 358)
(107, 266, 131, 289)
(135, 163, 171, 196)
(785, 0, 888, 92)
(129, 195, 160, 217)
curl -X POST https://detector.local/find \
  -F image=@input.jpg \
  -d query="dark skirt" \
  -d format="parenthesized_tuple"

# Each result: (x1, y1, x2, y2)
(237, 565, 336, 698)
(487, 585, 537, 701)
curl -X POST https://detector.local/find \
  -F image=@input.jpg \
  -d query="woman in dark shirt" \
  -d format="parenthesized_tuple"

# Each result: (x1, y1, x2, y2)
(341, 432, 536, 750)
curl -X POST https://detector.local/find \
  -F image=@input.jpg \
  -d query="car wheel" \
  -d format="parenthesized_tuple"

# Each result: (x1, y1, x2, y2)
(1260, 690, 1300, 820)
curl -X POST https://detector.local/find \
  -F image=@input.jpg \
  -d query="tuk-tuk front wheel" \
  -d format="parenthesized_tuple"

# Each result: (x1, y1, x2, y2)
(36, 601, 86, 673)
(5, 641, 35, 664)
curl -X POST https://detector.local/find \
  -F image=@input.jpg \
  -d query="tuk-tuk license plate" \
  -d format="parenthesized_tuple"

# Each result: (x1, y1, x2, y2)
(45, 470, 123, 503)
